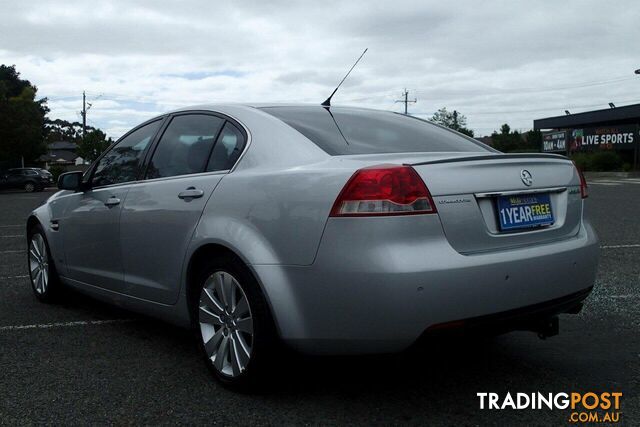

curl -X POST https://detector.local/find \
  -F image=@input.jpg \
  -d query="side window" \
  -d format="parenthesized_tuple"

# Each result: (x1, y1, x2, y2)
(91, 120, 161, 187)
(206, 122, 246, 172)
(146, 114, 224, 179)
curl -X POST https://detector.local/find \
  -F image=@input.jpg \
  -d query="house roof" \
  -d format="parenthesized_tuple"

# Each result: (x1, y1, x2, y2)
(47, 141, 78, 150)
(38, 150, 79, 163)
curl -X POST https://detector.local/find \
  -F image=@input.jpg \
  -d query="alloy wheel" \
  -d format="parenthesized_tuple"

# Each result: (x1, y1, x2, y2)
(25, 183, 35, 192)
(199, 271, 254, 377)
(29, 234, 49, 294)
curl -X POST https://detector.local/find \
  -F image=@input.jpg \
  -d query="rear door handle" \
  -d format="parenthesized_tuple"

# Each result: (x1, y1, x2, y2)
(104, 197, 121, 207)
(178, 187, 204, 200)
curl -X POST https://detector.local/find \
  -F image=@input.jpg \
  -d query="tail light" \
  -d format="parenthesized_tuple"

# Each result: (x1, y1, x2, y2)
(572, 161, 588, 199)
(330, 164, 437, 216)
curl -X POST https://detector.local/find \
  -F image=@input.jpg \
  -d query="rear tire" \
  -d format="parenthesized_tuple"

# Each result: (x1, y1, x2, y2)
(27, 224, 62, 302)
(193, 256, 277, 390)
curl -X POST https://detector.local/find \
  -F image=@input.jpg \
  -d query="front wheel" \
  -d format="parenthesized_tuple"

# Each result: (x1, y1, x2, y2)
(195, 257, 277, 389)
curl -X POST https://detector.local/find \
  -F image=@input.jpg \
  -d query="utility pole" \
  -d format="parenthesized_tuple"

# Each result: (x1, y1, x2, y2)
(80, 91, 94, 141)
(81, 91, 86, 140)
(395, 89, 417, 115)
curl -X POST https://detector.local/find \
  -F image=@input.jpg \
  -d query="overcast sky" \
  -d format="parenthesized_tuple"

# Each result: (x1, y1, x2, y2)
(1, 0, 639, 138)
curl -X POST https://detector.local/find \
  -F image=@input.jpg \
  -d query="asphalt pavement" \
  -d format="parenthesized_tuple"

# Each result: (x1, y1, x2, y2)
(0, 183, 638, 425)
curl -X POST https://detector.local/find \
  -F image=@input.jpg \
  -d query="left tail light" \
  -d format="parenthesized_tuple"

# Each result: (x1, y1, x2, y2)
(330, 164, 437, 217)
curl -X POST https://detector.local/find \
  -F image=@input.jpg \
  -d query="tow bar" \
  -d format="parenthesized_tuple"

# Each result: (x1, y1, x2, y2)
(536, 316, 559, 340)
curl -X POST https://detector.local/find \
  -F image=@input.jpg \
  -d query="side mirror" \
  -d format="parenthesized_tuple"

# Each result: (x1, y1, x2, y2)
(57, 171, 84, 191)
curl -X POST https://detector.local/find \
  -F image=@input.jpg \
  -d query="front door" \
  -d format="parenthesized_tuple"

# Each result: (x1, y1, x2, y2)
(61, 186, 130, 290)
(61, 119, 163, 291)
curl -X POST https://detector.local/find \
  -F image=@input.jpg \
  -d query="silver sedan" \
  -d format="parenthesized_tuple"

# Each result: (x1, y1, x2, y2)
(27, 104, 598, 388)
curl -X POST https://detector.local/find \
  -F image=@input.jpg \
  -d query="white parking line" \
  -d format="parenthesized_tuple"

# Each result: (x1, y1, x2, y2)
(0, 275, 28, 280)
(0, 235, 23, 238)
(589, 179, 640, 186)
(0, 250, 24, 254)
(0, 225, 22, 228)
(590, 181, 632, 184)
(0, 319, 135, 331)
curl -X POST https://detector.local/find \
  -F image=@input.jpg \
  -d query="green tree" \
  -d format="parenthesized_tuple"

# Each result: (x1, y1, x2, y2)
(430, 107, 474, 137)
(0, 65, 48, 167)
(525, 129, 542, 151)
(77, 129, 112, 162)
(491, 123, 526, 152)
(45, 119, 89, 144)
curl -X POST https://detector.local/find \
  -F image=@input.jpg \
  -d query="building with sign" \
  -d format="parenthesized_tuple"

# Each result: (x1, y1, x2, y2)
(533, 103, 640, 169)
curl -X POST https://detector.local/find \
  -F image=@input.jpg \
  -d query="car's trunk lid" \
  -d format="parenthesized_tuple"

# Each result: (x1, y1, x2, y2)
(408, 153, 582, 254)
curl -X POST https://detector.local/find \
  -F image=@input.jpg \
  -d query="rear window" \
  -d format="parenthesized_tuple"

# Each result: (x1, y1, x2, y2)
(260, 106, 490, 155)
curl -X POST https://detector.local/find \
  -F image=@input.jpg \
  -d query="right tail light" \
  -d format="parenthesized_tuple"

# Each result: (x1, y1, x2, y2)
(572, 161, 588, 199)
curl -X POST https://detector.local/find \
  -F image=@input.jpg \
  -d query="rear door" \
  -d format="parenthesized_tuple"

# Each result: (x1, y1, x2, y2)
(61, 119, 163, 291)
(119, 112, 247, 304)
(5, 170, 24, 189)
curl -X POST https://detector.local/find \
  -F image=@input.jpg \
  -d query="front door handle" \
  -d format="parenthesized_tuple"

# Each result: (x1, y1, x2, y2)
(104, 197, 121, 207)
(178, 187, 204, 200)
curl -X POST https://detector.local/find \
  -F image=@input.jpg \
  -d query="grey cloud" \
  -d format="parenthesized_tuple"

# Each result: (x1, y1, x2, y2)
(0, 0, 638, 137)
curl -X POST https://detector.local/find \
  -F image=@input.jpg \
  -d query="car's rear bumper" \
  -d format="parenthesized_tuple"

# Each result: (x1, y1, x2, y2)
(420, 285, 591, 339)
(252, 216, 599, 355)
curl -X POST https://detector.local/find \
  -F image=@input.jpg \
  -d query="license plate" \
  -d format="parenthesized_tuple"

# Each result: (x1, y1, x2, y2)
(497, 193, 554, 231)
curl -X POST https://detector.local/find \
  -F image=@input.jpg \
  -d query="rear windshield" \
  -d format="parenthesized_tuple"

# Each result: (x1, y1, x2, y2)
(260, 106, 490, 155)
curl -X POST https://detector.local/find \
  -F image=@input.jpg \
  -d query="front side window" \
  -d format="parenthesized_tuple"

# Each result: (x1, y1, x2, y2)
(146, 114, 224, 179)
(91, 120, 161, 187)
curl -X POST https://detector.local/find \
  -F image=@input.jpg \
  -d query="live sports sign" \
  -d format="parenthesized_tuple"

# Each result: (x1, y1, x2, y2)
(570, 125, 638, 151)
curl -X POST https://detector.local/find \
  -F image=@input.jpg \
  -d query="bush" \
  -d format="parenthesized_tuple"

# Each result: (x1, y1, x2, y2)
(590, 151, 623, 171)
(570, 151, 624, 172)
(47, 164, 66, 182)
(571, 152, 591, 171)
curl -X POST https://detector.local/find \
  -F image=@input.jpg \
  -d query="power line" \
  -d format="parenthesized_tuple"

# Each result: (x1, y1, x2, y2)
(410, 98, 640, 117)
(412, 76, 637, 97)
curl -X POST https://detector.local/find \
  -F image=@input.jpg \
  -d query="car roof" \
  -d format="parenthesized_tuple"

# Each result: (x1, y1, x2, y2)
(167, 103, 383, 114)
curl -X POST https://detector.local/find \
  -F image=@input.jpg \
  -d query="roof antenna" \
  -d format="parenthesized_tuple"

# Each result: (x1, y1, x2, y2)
(321, 48, 368, 107)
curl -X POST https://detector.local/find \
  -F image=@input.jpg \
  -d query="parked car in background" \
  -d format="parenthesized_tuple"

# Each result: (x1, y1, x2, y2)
(26, 104, 598, 389)
(0, 168, 53, 192)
